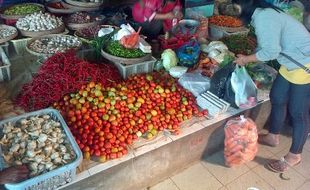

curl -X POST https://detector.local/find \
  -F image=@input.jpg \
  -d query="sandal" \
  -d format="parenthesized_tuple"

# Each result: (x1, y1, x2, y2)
(265, 157, 301, 173)
(258, 134, 279, 147)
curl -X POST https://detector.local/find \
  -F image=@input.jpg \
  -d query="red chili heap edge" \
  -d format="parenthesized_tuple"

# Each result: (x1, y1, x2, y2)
(15, 50, 121, 111)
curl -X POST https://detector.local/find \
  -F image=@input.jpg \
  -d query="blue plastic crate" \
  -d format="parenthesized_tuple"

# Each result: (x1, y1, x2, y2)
(0, 108, 83, 190)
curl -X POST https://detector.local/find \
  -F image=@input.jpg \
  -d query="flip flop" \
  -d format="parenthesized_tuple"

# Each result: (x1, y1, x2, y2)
(258, 134, 279, 147)
(265, 157, 301, 173)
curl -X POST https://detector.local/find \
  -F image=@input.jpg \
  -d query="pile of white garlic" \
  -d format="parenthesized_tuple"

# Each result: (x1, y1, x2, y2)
(16, 12, 63, 32)
(29, 35, 81, 54)
(0, 114, 75, 177)
(0, 28, 17, 39)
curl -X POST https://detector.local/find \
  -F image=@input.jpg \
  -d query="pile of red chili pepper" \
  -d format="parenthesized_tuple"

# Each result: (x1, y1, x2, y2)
(209, 15, 243, 28)
(16, 50, 121, 111)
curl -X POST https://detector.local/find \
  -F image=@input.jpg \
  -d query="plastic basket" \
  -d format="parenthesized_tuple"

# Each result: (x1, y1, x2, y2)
(209, 25, 250, 40)
(0, 46, 11, 82)
(0, 108, 83, 190)
(10, 38, 32, 55)
(0, 42, 9, 56)
(113, 57, 156, 79)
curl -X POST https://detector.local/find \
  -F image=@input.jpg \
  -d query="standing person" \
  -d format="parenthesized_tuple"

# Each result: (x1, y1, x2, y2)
(132, 0, 183, 39)
(233, 0, 310, 173)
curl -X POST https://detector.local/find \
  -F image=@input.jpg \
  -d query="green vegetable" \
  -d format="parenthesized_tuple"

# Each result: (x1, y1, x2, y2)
(4, 4, 42, 16)
(161, 49, 178, 71)
(284, 7, 304, 23)
(105, 41, 145, 58)
(219, 54, 235, 68)
(90, 30, 116, 58)
(221, 35, 257, 55)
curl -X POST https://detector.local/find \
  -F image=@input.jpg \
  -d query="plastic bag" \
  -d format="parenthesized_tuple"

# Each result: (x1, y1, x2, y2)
(169, 66, 188, 78)
(224, 115, 258, 167)
(246, 63, 277, 89)
(231, 66, 257, 108)
(176, 40, 201, 68)
(178, 72, 210, 97)
(209, 62, 235, 101)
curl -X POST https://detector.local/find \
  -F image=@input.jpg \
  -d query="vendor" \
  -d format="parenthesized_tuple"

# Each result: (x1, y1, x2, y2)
(233, 0, 310, 173)
(132, 0, 183, 39)
(0, 165, 29, 184)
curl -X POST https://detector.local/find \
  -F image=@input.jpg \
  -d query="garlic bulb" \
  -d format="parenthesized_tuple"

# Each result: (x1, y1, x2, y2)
(16, 12, 63, 32)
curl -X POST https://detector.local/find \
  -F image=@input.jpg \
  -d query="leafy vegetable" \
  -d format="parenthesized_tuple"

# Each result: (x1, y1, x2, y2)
(220, 54, 235, 68)
(221, 35, 257, 55)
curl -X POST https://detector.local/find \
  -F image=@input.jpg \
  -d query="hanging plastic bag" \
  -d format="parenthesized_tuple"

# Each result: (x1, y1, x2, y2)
(176, 40, 201, 68)
(209, 61, 235, 103)
(224, 115, 258, 167)
(178, 71, 210, 97)
(230, 66, 258, 109)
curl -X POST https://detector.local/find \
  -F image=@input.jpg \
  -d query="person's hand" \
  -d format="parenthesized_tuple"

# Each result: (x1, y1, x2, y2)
(0, 165, 29, 184)
(234, 54, 249, 66)
(165, 12, 175, 20)
(174, 11, 183, 20)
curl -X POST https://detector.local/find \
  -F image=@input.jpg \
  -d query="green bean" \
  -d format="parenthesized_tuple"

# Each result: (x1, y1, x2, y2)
(4, 4, 41, 16)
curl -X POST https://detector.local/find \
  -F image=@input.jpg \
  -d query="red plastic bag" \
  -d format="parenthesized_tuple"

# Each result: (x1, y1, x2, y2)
(120, 27, 141, 49)
(224, 115, 258, 167)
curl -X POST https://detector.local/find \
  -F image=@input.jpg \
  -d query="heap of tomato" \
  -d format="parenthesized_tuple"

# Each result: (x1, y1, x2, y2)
(54, 72, 207, 162)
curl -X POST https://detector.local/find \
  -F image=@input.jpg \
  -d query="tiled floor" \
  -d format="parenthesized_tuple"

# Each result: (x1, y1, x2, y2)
(146, 135, 310, 190)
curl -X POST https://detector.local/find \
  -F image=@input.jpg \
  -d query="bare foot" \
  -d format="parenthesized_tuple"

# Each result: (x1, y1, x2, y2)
(258, 133, 280, 147)
(284, 152, 301, 166)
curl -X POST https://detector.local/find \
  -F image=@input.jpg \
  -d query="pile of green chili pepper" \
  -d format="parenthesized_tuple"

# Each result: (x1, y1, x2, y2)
(221, 35, 257, 55)
(105, 41, 145, 58)
(4, 4, 42, 16)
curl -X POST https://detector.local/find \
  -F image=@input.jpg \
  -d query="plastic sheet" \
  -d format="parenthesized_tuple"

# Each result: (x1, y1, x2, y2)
(224, 116, 258, 167)
(178, 72, 210, 97)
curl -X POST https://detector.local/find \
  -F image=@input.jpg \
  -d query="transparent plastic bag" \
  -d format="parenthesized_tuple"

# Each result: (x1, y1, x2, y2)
(224, 115, 258, 167)
(246, 63, 277, 89)
(230, 66, 258, 109)
(178, 72, 210, 97)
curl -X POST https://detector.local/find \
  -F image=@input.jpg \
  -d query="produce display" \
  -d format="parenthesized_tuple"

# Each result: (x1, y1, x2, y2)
(16, 51, 121, 111)
(196, 56, 219, 78)
(209, 15, 243, 28)
(0, 114, 75, 177)
(221, 35, 257, 55)
(54, 73, 207, 160)
(3, 3, 42, 16)
(28, 35, 81, 55)
(66, 12, 94, 24)
(16, 12, 63, 32)
(105, 41, 146, 58)
(0, 26, 17, 40)
(76, 25, 101, 39)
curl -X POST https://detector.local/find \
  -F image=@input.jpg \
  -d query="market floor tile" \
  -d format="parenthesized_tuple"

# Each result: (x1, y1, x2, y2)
(245, 145, 275, 169)
(148, 178, 179, 190)
(225, 170, 274, 190)
(201, 151, 250, 185)
(170, 162, 222, 190)
(298, 180, 310, 190)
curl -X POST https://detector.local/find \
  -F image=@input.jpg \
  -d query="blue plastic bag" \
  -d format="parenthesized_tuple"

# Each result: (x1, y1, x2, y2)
(176, 40, 200, 68)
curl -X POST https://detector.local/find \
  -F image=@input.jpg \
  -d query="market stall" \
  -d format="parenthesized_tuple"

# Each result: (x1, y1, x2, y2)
(0, 0, 307, 189)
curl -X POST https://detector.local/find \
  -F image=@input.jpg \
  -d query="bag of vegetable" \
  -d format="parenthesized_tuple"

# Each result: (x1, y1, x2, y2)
(246, 63, 278, 89)
(224, 115, 258, 167)
(176, 40, 200, 68)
